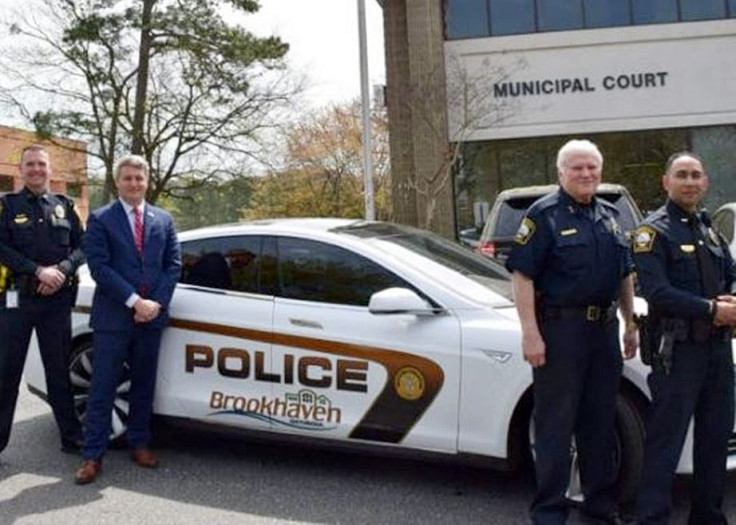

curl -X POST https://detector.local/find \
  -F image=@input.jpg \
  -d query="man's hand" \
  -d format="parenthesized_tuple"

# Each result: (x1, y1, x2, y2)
(714, 296, 736, 326)
(523, 332, 546, 368)
(35, 266, 66, 295)
(133, 298, 161, 324)
(622, 322, 639, 360)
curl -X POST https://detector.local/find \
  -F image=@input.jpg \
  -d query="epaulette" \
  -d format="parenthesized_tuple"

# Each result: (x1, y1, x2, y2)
(598, 198, 619, 214)
(533, 191, 560, 212)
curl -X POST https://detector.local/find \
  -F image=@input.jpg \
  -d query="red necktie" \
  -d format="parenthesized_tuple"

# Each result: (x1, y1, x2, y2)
(133, 207, 144, 254)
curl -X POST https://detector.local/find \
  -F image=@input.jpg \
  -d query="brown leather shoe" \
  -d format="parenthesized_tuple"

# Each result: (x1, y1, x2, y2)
(131, 447, 158, 468)
(75, 460, 102, 485)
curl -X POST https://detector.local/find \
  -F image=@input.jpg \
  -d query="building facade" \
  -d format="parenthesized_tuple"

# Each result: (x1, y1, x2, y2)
(0, 126, 89, 220)
(381, 1, 736, 236)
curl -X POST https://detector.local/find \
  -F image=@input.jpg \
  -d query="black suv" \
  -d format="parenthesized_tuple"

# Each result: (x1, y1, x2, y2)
(476, 183, 643, 261)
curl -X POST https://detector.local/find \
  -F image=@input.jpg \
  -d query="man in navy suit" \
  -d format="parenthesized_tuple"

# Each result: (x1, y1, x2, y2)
(75, 155, 181, 485)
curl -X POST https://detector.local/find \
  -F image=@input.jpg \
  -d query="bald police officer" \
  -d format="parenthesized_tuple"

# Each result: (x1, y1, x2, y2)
(506, 139, 637, 525)
(633, 152, 736, 524)
(0, 145, 84, 454)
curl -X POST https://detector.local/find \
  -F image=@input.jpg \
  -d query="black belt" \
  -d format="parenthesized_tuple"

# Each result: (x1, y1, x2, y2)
(540, 303, 616, 323)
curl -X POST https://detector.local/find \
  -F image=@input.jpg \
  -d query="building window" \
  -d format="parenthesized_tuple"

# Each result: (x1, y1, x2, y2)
(445, 0, 489, 39)
(445, 0, 731, 40)
(584, 0, 631, 27)
(631, 0, 678, 24)
(489, 0, 535, 35)
(0, 175, 13, 193)
(680, 0, 726, 21)
(537, 0, 583, 31)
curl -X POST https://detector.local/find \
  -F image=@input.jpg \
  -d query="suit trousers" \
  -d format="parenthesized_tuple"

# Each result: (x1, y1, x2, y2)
(636, 340, 733, 525)
(0, 294, 81, 452)
(531, 317, 623, 525)
(82, 325, 162, 460)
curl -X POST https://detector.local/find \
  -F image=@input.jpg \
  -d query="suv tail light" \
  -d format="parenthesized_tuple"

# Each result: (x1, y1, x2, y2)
(477, 241, 496, 258)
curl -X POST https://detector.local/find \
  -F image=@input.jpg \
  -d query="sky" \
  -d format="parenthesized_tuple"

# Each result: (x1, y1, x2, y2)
(243, 0, 386, 108)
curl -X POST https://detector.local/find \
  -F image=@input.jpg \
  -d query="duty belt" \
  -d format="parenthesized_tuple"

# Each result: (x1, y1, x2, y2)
(540, 303, 617, 323)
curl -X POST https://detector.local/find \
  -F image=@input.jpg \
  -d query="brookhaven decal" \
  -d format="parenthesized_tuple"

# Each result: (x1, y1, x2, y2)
(170, 318, 445, 444)
(209, 388, 341, 431)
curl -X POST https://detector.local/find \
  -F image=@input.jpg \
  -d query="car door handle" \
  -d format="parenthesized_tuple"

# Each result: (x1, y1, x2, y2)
(289, 318, 323, 329)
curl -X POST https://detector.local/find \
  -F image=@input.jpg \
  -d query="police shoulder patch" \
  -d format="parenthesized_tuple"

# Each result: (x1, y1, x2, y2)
(633, 225, 657, 253)
(514, 217, 536, 245)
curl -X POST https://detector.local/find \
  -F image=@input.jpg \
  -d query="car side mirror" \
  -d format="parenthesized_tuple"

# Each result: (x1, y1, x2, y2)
(368, 287, 437, 316)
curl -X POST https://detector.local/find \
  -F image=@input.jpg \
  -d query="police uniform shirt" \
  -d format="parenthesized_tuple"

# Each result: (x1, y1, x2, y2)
(632, 199, 736, 318)
(0, 187, 85, 282)
(505, 188, 633, 307)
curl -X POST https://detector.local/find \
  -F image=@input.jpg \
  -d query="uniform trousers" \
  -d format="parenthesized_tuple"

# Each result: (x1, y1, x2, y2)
(531, 317, 623, 525)
(82, 326, 162, 461)
(0, 293, 80, 452)
(636, 340, 733, 525)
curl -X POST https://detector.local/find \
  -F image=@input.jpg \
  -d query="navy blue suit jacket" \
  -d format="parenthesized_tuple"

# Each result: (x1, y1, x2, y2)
(84, 200, 181, 331)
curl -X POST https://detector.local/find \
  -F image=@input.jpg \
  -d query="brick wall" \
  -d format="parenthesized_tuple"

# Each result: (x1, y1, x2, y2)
(0, 126, 89, 221)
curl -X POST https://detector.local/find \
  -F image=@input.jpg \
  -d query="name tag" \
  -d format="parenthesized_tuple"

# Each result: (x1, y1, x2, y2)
(560, 228, 578, 236)
(680, 244, 695, 253)
(6, 289, 18, 309)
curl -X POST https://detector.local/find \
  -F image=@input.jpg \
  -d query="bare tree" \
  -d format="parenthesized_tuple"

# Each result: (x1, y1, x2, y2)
(398, 52, 523, 232)
(0, 0, 299, 204)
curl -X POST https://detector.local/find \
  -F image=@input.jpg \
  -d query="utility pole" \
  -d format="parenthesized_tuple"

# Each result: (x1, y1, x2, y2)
(358, 0, 375, 220)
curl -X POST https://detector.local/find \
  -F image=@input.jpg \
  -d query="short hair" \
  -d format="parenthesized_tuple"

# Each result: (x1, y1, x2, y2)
(664, 151, 705, 174)
(20, 144, 49, 160)
(114, 155, 149, 180)
(556, 139, 603, 170)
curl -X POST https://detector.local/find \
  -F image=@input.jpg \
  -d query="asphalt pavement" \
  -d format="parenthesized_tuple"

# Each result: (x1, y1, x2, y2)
(2, 385, 736, 524)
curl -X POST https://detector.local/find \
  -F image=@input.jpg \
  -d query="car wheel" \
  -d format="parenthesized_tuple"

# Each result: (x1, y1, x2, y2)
(528, 393, 645, 507)
(69, 339, 131, 442)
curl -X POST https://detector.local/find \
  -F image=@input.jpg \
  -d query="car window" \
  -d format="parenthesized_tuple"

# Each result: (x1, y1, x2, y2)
(180, 236, 262, 294)
(276, 237, 410, 306)
(494, 197, 540, 237)
(596, 192, 639, 231)
(713, 209, 735, 243)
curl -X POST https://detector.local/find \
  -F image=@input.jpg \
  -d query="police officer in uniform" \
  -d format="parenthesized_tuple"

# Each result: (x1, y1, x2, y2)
(0, 144, 85, 454)
(506, 139, 638, 525)
(633, 152, 736, 525)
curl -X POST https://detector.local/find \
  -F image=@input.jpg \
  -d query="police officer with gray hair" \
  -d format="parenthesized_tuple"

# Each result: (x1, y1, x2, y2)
(507, 139, 637, 525)
(0, 144, 85, 455)
(633, 152, 736, 524)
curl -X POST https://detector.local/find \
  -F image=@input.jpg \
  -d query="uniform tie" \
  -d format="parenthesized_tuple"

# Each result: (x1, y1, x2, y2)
(133, 207, 144, 255)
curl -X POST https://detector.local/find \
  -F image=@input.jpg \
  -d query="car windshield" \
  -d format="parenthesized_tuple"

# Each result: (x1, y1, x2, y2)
(334, 222, 512, 300)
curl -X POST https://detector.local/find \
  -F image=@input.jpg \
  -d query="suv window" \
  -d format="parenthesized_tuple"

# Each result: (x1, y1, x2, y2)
(181, 236, 262, 294)
(277, 237, 409, 306)
(494, 196, 541, 238)
(596, 192, 638, 231)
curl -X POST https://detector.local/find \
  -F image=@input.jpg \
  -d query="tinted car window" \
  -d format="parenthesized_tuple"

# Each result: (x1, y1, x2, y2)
(277, 237, 409, 306)
(337, 222, 512, 300)
(596, 192, 638, 230)
(181, 236, 261, 294)
(495, 197, 540, 237)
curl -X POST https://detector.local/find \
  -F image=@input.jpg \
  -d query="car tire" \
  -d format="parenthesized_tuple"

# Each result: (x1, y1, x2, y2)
(68, 339, 131, 444)
(528, 393, 645, 507)
(612, 394, 645, 508)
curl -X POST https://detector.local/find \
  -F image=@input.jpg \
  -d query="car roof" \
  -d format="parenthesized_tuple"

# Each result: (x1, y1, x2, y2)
(179, 218, 364, 241)
(495, 182, 630, 200)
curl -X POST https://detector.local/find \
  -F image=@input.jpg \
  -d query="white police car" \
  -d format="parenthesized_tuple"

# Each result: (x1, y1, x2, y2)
(22, 218, 735, 504)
